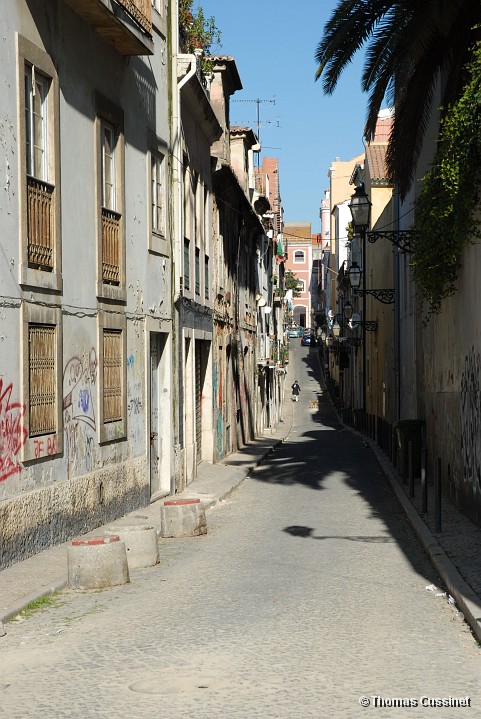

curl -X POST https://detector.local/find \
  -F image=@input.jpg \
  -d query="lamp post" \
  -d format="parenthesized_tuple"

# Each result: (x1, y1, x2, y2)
(349, 184, 371, 416)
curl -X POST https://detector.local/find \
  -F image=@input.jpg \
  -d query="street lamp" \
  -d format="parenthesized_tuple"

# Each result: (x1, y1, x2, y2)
(349, 185, 372, 416)
(348, 262, 362, 291)
(343, 301, 353, 320)
(349, 184, 371, 236)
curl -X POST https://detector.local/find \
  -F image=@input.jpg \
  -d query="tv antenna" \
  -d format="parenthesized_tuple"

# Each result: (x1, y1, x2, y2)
(232, 97, 276, 146)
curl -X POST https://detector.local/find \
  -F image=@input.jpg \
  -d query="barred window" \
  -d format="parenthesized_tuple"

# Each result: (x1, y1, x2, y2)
(204, 254, 209, 300)
(103, 329, 123, 423)
(184, 238, 190, 291)
(195, 246, 200, 295)
(28, 324, 56, 436)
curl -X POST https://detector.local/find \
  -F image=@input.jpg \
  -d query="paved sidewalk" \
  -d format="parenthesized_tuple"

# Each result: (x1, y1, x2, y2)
(0, 405, 293, 625)
(320, 369, 481, 644)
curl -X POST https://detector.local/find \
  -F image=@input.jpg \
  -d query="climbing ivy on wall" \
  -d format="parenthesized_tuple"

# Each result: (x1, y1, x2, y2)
(413, 41, 481, 320)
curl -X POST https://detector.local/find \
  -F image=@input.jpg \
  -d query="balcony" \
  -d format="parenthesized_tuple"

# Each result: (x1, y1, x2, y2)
(63, 0, 153, 55)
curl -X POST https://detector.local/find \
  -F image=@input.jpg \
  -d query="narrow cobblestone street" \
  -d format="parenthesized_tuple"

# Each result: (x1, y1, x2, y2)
(1, 345, 480, 719)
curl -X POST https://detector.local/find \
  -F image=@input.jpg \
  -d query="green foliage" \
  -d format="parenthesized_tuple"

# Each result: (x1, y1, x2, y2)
(413, 41, 481, 320)
(179, 0, 221, 57)
(285, 270, 301, 297)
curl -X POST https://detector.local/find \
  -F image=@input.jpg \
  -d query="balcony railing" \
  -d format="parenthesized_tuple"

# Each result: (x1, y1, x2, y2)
(27, 176, 54, 271)
(117, 0, 152, 34)
(102, 208, 122, 285)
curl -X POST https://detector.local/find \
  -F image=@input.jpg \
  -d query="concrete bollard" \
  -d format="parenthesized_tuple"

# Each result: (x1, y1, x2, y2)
(105, 524, 159, 569)
(67, 535, 130, 590)
(160, 498, 207, 538)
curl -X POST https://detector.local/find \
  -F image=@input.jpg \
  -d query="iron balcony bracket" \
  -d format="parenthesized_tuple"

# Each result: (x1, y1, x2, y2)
(357, 289, 395, 304)
(367, 230, 417, 254)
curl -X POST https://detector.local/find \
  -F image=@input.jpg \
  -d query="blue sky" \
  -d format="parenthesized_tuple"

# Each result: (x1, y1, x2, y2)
(201, 0, 369, 233)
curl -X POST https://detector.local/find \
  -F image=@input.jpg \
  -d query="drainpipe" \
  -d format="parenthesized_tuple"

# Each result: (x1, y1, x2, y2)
(172, 13, 196, 302)
(394, 188, 401, 421)
(170, 6, 196, 493)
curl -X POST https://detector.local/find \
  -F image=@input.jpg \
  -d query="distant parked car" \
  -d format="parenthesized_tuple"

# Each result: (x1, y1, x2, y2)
(301, 334, 311, 346)
(288, 326, 303, 338)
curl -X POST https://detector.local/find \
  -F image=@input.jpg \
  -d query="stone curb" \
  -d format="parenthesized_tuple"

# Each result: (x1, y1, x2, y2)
(0, 577, 67, 624)
(318, 360, 481, 644)
(341, 418, 481, 645)
(372, 444, 481, 644)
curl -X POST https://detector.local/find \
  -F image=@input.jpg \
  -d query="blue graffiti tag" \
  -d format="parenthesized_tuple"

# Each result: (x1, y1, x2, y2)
(78, 389, 89, 413)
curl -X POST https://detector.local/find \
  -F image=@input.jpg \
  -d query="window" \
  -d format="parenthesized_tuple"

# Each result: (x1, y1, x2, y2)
(28, 324, 56, 436)
(18, 36, 61, 289)
(102, 329, 123, 423)
(151, 0, 164, 16)
(101, 121, 116, 211)
(183, 238, 190, 291)
(297, 279, 305, 292)
(294, 250, 305, 263)
(96, 96, 125, 300)
(195, 247, 200, 295)
(204, 255, 209, 300)
(151, 150, 166, 237)
(98, 311, 126, 443)
(25, 67, 49, 182)
(22, 302, 62, 461)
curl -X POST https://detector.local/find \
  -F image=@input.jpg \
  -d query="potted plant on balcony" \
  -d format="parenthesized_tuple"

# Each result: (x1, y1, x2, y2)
(179, 0, 221, 58)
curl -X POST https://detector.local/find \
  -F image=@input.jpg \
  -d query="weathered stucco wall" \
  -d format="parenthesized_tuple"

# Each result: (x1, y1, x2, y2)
(0, 1, 172, 563)
(421, 238, 481, 525)
(0, 455, 149, 567)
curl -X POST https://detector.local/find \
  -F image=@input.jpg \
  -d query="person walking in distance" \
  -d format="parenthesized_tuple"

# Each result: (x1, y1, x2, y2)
(291, 380, 301, 402)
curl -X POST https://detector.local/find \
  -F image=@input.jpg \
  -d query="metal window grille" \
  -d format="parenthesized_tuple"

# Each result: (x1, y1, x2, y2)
(183, 238, 190, 290)
(204, 255, 209, 299)
(195, 247, 200, 295)
(29, 324, 56, 436)
(103, 329, 123, 423)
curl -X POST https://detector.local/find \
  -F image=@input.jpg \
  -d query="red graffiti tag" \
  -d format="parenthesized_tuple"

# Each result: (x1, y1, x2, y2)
(0, 380, 27, 482)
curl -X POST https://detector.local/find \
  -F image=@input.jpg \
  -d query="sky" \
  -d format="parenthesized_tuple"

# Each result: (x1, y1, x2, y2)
(200, 0, 370, 234)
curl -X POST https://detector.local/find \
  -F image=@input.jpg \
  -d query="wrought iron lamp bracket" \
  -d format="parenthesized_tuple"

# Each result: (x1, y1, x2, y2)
(357, 289, 395, 305)
(367, 230, 416, 254)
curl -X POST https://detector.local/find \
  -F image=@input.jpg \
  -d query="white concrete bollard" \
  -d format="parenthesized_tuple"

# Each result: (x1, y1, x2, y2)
(160, 498, 207, 538)
(67, 535, 130, 590)
(105, 524, 159, 569)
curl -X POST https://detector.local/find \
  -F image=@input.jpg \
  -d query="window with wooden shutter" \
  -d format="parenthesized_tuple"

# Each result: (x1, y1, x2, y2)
(103, 329, 123, 423)
(28, 324, 56, 436)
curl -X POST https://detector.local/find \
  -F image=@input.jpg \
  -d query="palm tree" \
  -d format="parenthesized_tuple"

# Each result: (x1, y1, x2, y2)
(315, 0, 481, 199)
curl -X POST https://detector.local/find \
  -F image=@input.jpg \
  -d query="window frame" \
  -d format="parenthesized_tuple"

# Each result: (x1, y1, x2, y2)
(21, 302, 63, 462)
(293, 249, 305, 263)
(98, 311, 127, 443)
(183, 237, 191, 292)
(17, 34, 62, 293)
(148, 134, 170, 256)
(95, 94, 126, 303)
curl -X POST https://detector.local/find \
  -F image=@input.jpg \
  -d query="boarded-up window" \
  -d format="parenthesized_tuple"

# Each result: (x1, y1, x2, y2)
(29, 324, 56, 436)
(103, 329, 123, 422)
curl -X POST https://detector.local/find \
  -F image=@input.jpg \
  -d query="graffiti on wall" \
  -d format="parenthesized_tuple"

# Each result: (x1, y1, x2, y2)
(0, 379, 27, 482)
(460, 348, 481, 491)
(63, 349, 97, 471)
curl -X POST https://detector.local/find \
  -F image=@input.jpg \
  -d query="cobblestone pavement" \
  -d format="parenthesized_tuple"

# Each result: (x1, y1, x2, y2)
(1, 345, 480, 718)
